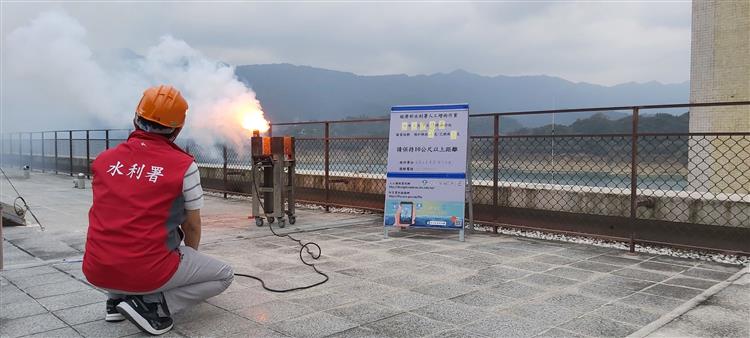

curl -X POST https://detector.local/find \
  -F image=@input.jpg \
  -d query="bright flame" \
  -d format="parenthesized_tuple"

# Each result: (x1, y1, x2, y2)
(240, 108, 270, 133)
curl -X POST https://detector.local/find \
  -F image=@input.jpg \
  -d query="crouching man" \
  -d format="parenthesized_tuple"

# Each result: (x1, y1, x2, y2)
(83, 85, 234, 335)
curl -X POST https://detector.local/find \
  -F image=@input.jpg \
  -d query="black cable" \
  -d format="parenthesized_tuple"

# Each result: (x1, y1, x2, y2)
(233, 161, 328, 293)
(0, 167, 44, 231)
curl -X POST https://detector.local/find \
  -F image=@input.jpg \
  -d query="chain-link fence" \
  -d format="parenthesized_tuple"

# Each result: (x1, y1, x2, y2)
(2, 102, 749, 253)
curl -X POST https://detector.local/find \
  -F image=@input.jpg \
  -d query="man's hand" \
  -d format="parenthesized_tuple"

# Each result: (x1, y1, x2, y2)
(182, 209, 202, 250)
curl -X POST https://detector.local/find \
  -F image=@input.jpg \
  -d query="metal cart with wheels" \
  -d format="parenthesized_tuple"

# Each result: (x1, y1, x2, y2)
(250, 133, 296, 228)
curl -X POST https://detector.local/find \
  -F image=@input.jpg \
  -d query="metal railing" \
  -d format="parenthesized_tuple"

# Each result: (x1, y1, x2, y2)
(1, 101, 749, 254)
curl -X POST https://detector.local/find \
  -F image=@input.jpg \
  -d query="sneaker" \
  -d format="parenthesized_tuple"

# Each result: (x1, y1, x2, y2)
(105, 298, 125, 322)
(116, 295, 174, 335)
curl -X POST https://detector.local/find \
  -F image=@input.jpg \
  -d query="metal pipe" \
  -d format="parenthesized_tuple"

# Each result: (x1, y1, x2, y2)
(69, 130, 73, 176)
(324, 122, 330, 212)
(223, 145, 228, 199)
(493, 115, 499, 207)
(41, 132, 45, 173)
(105, 130, 110, 150)
(86, 130, 91, 178)
(54, 131, 58, 174)
(630, 108, 639, 220)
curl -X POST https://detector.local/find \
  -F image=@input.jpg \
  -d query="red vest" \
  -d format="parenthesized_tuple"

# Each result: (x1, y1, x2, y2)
(83, 131, 194, 292)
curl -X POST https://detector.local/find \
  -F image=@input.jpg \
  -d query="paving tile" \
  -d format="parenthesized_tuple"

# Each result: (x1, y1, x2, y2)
(22, 327, 83, 338)
(650, 255, 700, 267)
(125, 330, 186, 338)
(477, 266, 530, 280)
(695, 261, 744, 273)
(270, 312, 357, 338)
(705, 284, 750, 312)
(36, 289, 106, 311)
(235, 299, 312, 325)
(429, 328, 490, 338)
(637, 261, 689, 274)
(325, 302, 401, 325)
(206, 288, 276, 310)
(464, 313, 546, 337)
(0, 299, 48, 320)
(412, 300, 492, 325)
(666, 303, 750, 338)
(518, 273, 579, 288)
(333, 281, 397, 299)
(411, 281, 474, 299)
(591, 303, 662, 326)
(176, 303, 261, 336)
(570, 260, 621, 273)
(486, 281, 546, 300)
(372, 272, 435, 288)
(560, 315, 638, 337)
(535, 328, 585, 338)
(6, 271, 76, 289)
(539, 292, 606, 313)
(449, 290, 511, 308)
(554, 248, 602, 260)
(574, 282, 637, 301)
(587, 255, 641, 266)
(73, 319, 141, 338)
(530, 254, 578, 266)
(326, 326, 389, 338)
(618, 292, 683, 312)
(25, 280, 92, 299)
(591, 275, 654, 292)
(545, 267, 597, 282)
(51, 302, 104, 326)
(286, 291, 359, 311)
(506, 301, 580, 327)
(681, 267, 734, 281)
(642, 283, 704, 300)
(0, 313, 67, 338)
(611, 268, 671, 282)
(506, 260, 555, 273)
(364, 312, 453, 337)
(371, 290, 441, 311)
(0, 266, 59, 280)
(223, 326, 287, 338)
(663, 276, 718, 290)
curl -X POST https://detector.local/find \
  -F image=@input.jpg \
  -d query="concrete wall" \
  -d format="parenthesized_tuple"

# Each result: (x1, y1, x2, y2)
(688, 0, 750, 194)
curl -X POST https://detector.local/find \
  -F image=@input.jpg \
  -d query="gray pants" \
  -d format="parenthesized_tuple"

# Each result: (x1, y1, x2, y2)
(106, 246, 234, 314)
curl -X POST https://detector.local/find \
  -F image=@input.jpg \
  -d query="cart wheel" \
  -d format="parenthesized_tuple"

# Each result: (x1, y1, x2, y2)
(268, 217, 275, 224)
(288, 216, 296, 225)
(255, 218, 264, 227)
(278, 217, 286, 228)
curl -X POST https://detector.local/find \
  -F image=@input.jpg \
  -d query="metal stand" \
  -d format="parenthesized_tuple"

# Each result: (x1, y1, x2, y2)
(251, 153, 296, 228)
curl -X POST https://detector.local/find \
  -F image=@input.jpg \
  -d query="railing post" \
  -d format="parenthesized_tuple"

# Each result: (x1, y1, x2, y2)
(223, 144, 228, 199)
(86, 130, 91, 178)
(41, 132, 45, 173)
(105, 130, 110, 150)
(324, 122, 330, 212)
(28, 133, 33, 169)
(493, 115, 499, 207)
(54, 131, 58, 174)
(18, 133, 22, 168)
(630, 108, 640, 221)
(69, 130, 74, 176)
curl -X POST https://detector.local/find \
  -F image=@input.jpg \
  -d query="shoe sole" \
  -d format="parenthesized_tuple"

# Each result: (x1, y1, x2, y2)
(116, 302, 173, 335)
(105, 312, 126, 322)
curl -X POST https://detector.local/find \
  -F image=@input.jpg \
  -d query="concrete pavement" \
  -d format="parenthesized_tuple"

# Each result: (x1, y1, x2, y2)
(1, 171, 747, 337)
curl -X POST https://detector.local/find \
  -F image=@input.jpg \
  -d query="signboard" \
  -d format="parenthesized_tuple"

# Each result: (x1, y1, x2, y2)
(383, 104, 469, 234)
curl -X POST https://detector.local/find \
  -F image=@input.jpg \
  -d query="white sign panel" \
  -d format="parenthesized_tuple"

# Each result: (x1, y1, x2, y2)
(383, 104, 469, 229)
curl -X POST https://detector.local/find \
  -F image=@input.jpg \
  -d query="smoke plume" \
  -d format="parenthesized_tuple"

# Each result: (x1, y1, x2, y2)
(2, 11, 266, 148)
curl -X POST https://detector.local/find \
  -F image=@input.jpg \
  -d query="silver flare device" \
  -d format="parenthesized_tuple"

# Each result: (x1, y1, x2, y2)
(250, 130, 296, 227)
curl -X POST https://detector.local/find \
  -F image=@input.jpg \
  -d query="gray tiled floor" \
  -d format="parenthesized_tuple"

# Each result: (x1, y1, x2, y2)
(1, 172, 748, 337)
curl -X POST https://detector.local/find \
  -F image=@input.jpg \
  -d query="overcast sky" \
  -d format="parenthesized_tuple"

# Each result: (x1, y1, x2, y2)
(2, 1, 692, 86)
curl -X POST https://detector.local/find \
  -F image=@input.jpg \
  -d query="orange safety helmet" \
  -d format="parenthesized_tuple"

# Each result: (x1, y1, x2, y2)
(135, 85, 188, 128)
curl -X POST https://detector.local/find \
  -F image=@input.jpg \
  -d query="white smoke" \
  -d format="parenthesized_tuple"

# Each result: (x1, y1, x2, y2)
(1, 11, 266, 148)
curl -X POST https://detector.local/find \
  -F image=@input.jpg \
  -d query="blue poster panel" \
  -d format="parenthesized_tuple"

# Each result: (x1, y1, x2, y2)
(383, 104, 469, 229)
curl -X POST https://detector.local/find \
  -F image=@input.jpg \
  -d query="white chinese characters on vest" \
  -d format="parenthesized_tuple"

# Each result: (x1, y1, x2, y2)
(107, 161, 165, 183)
